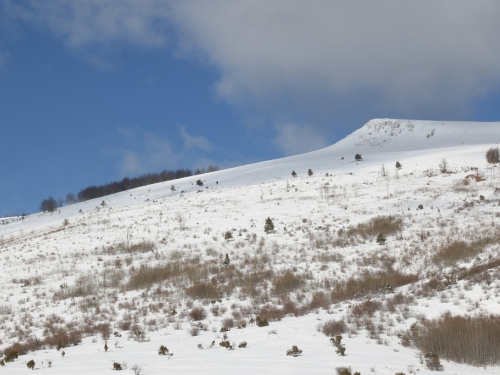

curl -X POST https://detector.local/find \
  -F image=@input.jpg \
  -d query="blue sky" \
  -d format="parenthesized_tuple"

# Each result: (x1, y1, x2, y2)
(1, 0, 500, 216)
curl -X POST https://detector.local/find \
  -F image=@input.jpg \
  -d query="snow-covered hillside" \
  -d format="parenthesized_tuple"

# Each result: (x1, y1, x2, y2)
(1, 119, 500, 374)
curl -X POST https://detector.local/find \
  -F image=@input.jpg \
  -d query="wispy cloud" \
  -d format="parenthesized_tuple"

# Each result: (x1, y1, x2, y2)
(179, 125, 212, 151)
(111, 126, 218, 177)
(274, 124, 329, 156)
(5, 0, 171, 49)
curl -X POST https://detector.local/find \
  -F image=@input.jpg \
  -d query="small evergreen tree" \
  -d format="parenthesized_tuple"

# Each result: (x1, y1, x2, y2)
(104, 341, 108, 352)
(264, 217, 275, 233)
(396, 161, 402, 169)
(223, 253, 230, 266)
(355, 153, 362, 161)
(224, 231, 233, 241)
(331, 335, 346, 356)
(376, 233, 386, 245)
(308, 169, 313, 177)
(291, 170, 297, 178)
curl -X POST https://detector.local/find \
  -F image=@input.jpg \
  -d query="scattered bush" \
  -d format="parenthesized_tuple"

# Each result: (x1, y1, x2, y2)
(189, 306, 207, 321)
(355, 154, 362, 161)
(486, 147, 499, 164)
(351, 300, 382, 317)
(286, 345, 302, 357)
(238, 341, 247, 348)
(320, 319, 347, 337)
(396, 161, 402, 169)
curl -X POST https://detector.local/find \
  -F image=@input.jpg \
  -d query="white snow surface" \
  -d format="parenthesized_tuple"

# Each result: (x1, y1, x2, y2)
(1, 118, 500, 374)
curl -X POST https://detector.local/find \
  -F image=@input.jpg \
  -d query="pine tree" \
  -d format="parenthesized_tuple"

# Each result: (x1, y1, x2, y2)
(396, 161, 402, 169)
(355, 153, 362, 161)
(376, 233, 386, 245)
(264, 217, 275, 233)
(307, 169, 313, 177)
(223, 253, 230, 266)
(291, 170, 297, 178)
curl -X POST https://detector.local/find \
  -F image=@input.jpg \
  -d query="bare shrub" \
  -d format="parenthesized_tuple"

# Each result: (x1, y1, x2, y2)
(96, 323, 111, 340)
(346, 216, 403, 239)
(221, 317, 234, 329)
(320, 319, 347, 337)
(189, 306, 207, 321)
(414, 313, 500, 366)
(272, 270, 304, 295)
(259, 304, 285, 321)
(433, 236, 498, 266)
(186, 283, 219, 299)
(351, 300, 382, 317)
(309, 291, 330, 310)
(458, 258, 500, 281)
(386, 292, 415, 312)
(331, 271, 418, 302)
(54, 274, 99, 299)
(129, 324, 149, 342)
(486, 147, 500, 164)
(189, 326, 200, 336)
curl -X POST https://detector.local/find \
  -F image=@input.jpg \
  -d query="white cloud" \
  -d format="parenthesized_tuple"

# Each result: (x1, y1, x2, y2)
(171, 1, 500, 118)
(6, 0, 172, 49)
(275, 124, 329, 156)
(179, 125, 212, 151)
(113, 126, 217, 177)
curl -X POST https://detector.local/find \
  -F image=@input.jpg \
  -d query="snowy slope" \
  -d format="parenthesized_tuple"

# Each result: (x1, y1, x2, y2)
(1, 119, 500, 374)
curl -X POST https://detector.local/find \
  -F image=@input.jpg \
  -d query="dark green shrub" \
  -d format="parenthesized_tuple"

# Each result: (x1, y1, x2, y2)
(238, 341, 247, 348)
(113, 362, 122, 370)
(158, 345, 169, 355)
(286, 345, 302, 357)
(376, 233, 386, 245)
(331, 335, 346, 356)
(256, 316, 269, 327)
(219, 340, 232, 349)
(27, 360, 35, 370)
